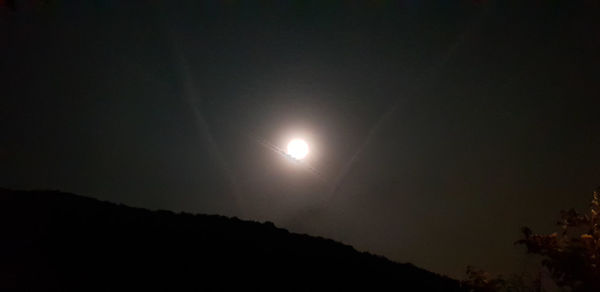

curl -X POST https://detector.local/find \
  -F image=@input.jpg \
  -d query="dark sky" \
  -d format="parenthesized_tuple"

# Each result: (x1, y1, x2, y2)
(2, 0, 600, 278)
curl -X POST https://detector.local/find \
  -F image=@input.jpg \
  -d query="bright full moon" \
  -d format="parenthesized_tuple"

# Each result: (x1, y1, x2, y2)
(287, 139, 309, 160)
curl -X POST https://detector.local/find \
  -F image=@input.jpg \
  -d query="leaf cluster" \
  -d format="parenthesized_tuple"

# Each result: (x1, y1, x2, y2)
(516, 190, 600, 291)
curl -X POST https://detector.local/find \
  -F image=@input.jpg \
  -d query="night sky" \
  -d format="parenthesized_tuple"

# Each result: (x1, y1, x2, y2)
(2, 0, 600, 278)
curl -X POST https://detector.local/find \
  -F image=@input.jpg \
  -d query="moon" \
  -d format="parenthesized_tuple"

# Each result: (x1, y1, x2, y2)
(287, 138, 309, 160)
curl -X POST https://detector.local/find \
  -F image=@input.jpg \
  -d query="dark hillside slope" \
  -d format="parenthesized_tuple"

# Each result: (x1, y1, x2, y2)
(0, 189, 465, 291)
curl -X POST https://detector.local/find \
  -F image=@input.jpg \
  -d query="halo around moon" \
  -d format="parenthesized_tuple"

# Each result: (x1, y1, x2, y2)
(287, 139, 309, 160)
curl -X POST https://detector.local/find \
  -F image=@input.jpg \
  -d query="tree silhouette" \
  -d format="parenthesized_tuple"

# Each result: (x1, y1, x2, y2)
(462, 266, 540, 292)
(516, 189, 600, 291)
(462, 266, 504, 292)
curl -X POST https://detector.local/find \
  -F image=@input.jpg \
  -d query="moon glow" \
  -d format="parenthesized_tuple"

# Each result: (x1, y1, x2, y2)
(287, 139, 309, 160)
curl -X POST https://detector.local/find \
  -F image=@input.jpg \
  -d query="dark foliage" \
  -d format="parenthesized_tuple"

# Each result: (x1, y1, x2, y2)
(461, 266, 540, 292)
(0, 188, 464, 291)
(516, 189, 600, 291)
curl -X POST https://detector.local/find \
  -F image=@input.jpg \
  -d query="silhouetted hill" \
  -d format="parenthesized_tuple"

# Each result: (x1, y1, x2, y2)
(0, 189, 466, 291)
